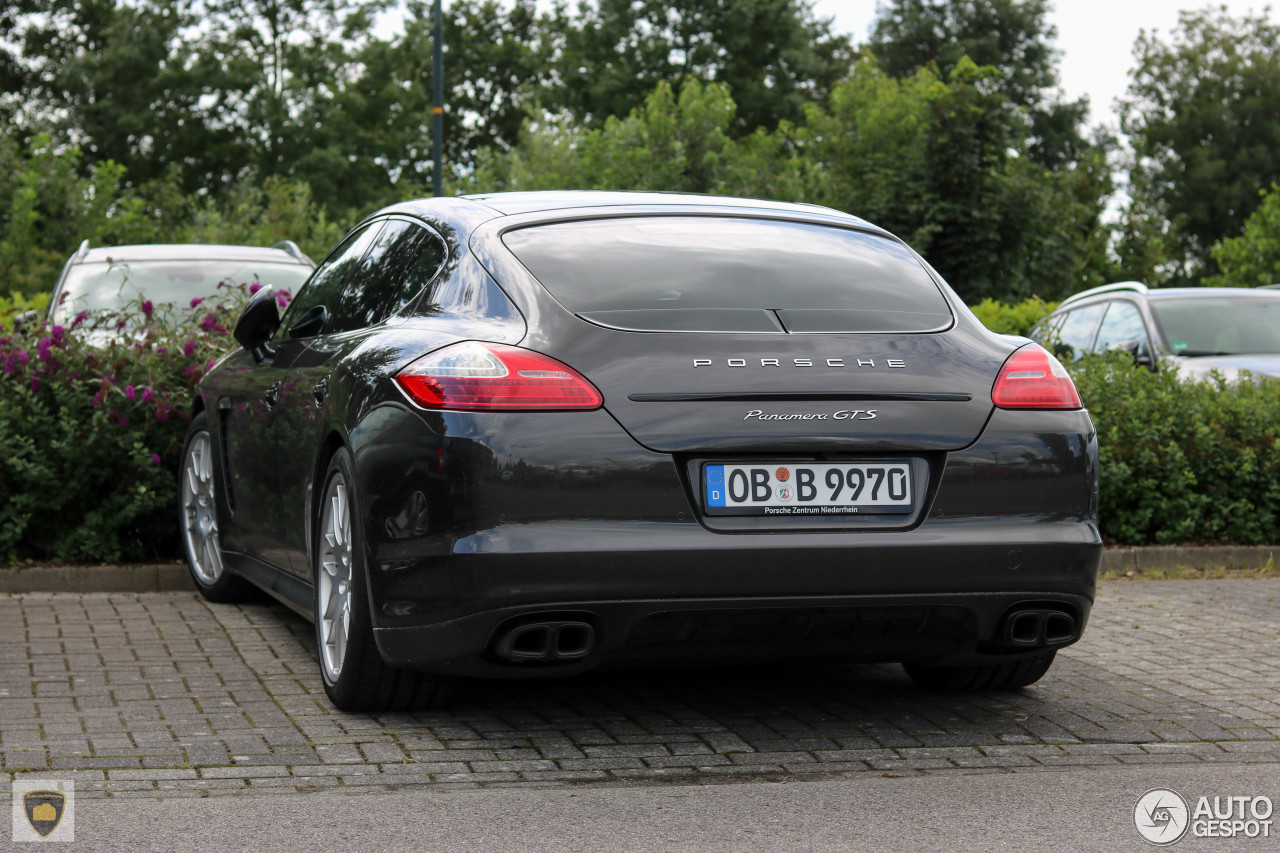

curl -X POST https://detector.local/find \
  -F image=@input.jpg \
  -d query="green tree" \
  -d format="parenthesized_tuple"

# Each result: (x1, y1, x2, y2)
(799, 58, 1111, 301)
(547, 0, 852, 134)
(1122, 7, 1280, 285)
(17, 0, 235, 192)
(868, 0, 1090, 167)
(1204, 184, 1280, 288)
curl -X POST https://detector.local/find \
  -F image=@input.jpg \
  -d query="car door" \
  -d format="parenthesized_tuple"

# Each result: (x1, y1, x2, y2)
(273, 217, 450, 578)
(225, 221, 384, 575)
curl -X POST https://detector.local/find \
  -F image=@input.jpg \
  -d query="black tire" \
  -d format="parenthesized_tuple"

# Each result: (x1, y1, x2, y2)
(903, 650, 1057, 692)
(179, 411, 254, 603)
(314, 449, 453, 712)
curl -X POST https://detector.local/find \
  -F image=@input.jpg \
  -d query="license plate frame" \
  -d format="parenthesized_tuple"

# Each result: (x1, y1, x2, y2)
(702, 460, 916, 517)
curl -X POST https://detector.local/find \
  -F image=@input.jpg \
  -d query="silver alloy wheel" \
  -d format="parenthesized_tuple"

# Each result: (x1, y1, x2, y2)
(318, 476, 353, 681)
(181, 430, 223, 584)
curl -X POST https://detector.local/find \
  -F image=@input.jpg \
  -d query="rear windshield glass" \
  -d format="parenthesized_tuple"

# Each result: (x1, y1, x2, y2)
(501, 216, 953, 333)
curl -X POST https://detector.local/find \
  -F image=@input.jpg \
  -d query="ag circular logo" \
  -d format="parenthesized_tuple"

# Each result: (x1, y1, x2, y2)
(1135, 788, 1190, 845)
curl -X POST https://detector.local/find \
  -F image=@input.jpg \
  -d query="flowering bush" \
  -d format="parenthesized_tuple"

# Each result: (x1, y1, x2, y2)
(0, 286, 255, 563)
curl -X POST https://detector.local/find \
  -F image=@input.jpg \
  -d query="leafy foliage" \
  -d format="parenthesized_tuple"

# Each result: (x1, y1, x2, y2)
(1121, 7, 1280, 284)
(1075, 356, 1280, 545)
(1204, 184, 1280, 288)
(0, 290, 251, 563)
(970, 296, 1057, 335)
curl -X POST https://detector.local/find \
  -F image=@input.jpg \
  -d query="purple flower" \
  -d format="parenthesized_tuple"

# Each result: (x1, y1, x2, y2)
(124, 384, 136, 401)
(275, 288, 292, 308)
(141, 300, 154, 318)
(91, 391, 102, 407)
(200, 314, 217, 332)
(141, 388, 155, 404)
(50, 325, 66, 345)
(117, 413, 129, 427)
(72, 311, 88, 329)
(181, 364, 201, 379)
(155, 406, 168, 422)
(151, 454, 161, 465)
(189, 297, 204, 308)
(115, 318, 128, 330)
(205, 358, 215, 372)
(249, 283, 263, 295)
(30, 376, 39, 391)
(183, 341, 197, 357)
(15, 350, 28, 366)
(2, 356, 13, 375)
(37, 338, 52, 362)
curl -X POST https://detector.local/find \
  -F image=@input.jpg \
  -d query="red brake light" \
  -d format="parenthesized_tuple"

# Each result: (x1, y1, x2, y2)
(395, 341, 603, 411)
(991, 344, 1082, 410)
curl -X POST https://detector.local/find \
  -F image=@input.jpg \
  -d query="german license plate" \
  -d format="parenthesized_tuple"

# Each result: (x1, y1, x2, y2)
(703, 462, 913, 516)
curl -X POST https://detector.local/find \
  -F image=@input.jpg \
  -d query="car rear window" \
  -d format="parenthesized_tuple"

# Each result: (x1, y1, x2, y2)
(501, 216, 953, 333)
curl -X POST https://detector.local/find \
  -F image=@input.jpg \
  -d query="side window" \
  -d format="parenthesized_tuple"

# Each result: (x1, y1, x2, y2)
(330, 219, 448, 333)
(1093, 301, 1149, 353)
(1053, 304, 1106, 361)
(278, 222, 382, 340)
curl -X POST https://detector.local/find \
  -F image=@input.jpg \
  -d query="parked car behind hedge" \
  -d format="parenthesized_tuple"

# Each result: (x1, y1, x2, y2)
(46, 241, 315, 327)
(1030, 281, 1280, 380)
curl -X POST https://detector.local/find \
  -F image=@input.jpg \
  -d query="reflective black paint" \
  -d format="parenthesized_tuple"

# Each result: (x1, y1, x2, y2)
(194, 194, 1102, 679)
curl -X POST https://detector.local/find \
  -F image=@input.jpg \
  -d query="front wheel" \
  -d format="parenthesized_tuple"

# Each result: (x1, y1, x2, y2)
(315, 449, 452, 711)
(903, 650, 1057, 692)
(180, 411, 252, 602)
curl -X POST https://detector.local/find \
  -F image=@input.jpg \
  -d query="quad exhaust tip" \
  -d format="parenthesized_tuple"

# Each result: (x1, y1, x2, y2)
(1004, 608, 1078, 648)
(492, 620, 596, 663)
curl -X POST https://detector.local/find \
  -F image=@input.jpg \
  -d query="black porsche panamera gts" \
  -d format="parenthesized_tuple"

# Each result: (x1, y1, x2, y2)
(179, 191, 1101, 710)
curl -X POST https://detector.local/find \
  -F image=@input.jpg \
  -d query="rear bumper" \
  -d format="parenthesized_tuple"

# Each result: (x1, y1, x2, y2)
(371, 518, 1101, 675)
(356, 403, 1100, 676)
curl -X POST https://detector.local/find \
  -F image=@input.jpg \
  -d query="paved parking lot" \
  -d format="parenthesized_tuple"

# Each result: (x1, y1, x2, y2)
(1, 579, 1278, 799)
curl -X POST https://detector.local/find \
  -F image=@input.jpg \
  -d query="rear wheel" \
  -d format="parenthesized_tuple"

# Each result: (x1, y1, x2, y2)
(315, 449, 452, 711)
(180, 411, 253, 602)
(903, 650, 1056, 692)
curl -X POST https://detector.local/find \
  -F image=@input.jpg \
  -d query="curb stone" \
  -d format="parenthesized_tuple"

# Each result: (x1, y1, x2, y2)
(0, 563, 190, 593)
(0, 546, 1276, 593)
(1099, 545, 1277, 575)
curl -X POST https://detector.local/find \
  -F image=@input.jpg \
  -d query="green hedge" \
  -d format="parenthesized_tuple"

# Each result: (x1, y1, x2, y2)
(1075, 356, 1280, 545)
(0, 293, 246, 563)
(970, 296, 1058, 336)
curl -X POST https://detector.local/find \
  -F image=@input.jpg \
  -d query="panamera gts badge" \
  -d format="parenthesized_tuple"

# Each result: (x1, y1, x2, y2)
(743, 409, 877, 421)
(693, 358, 907, 368)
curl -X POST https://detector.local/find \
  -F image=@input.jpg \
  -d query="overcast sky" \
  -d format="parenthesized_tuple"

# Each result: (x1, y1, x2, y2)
(813, 0, 1277, 129)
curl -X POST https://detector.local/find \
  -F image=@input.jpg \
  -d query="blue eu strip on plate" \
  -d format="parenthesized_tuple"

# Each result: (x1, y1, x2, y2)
(705, 465, 726, 507)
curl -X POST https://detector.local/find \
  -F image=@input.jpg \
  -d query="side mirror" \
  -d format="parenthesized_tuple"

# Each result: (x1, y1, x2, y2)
(233, 286, 280, 363)
(1108, 339, 1157, 372)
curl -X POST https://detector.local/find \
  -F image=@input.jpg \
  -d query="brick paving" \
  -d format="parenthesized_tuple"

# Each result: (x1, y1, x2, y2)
(1, 579, 1278, 799)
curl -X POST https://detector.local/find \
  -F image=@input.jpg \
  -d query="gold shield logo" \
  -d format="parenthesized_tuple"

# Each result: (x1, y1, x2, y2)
(23, 791, 65, 838)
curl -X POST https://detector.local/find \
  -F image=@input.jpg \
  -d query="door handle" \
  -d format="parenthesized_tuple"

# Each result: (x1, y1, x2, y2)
(264, 381, 281, 408)
(313, 375, 329, 405)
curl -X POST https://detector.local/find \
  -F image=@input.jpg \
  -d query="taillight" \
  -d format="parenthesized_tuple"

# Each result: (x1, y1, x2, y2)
(395, 341, 603, 411)
(991, 344, 1082, 410)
